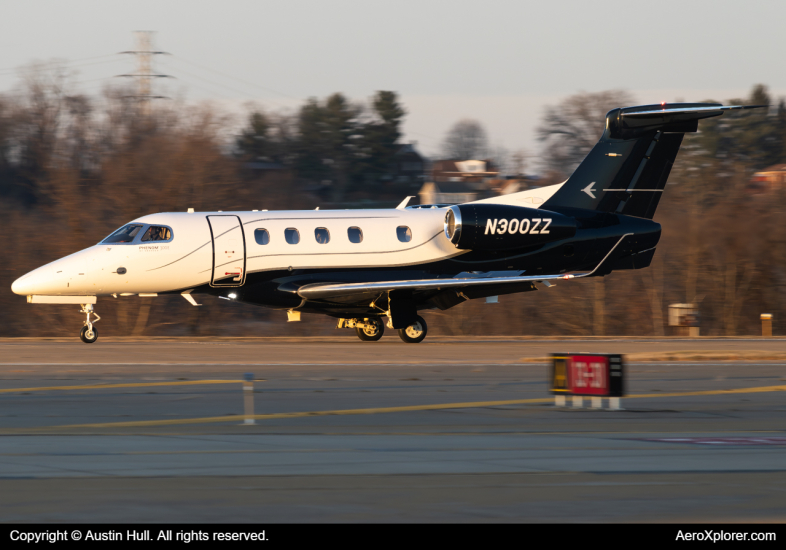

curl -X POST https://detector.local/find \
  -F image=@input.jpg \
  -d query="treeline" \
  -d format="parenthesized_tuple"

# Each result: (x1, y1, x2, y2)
(235, 91, 406, 201)
(528, 85, 786, 337)
(2, 64, 786, 337)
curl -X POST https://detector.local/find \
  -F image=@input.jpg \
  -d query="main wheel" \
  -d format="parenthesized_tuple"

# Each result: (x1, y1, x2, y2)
(356, 318, 384, 342)
(398, 315, 427, 344)
(80, 326, 98, 344)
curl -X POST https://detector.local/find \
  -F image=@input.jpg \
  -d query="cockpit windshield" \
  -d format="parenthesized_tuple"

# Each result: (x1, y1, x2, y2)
(102, 224, 144, 244)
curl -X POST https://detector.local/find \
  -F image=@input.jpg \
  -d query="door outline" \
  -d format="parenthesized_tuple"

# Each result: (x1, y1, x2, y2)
(207, 215, 247, 287)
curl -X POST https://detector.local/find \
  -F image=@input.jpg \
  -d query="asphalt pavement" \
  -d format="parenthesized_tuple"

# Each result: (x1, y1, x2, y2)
(0, 338, 784, 522)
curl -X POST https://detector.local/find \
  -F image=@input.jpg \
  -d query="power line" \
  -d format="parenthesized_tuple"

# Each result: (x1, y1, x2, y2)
(116, 31, 172, 115)
(0, 56, 123, 78)
(158, 59, 291, 109)
(170, 55, 301, 101)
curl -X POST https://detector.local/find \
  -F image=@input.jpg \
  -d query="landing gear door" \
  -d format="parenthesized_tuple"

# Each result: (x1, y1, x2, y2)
(207, 215, 246, 287)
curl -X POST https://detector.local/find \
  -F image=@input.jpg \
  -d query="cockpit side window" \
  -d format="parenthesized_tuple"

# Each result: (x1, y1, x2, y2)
(102, 224, 144, 244)
(141, 226, 173, 242)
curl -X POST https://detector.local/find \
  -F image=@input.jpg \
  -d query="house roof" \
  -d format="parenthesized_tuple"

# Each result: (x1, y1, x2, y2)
(431, 159, 498, 176)
(419, 181, 486, 194)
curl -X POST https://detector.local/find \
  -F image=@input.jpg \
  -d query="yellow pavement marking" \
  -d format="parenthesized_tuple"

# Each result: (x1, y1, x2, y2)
(54, 398, 552, 428)
(630, 385, 786, 398)
(0, 380, 245, 394)
(30, 383, 786, 430)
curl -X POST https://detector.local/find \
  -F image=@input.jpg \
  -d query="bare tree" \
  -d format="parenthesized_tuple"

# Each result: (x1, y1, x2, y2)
(510, 149, 528, 176)
(441, 119, 488, 160)
(537, 90, 634, 176)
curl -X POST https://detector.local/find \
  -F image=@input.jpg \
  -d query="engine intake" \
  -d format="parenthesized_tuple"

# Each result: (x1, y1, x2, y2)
(444, 204, 576, 250)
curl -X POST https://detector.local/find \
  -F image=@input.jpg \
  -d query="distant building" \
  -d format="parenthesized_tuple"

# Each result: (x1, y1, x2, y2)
(418, 181, 491, 205)
(390, 143, 427, 184)
(430, 159, 498, 183)
(747, 164, 786, 194)
(417, 158, 544, 205)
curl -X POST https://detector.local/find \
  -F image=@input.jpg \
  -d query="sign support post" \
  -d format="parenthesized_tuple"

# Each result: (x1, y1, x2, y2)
(243, 373, 255, 425)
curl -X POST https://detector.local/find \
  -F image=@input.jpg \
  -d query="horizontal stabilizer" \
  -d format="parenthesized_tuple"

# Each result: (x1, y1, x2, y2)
(622, 104, 765, 118)
(613, 103, 767, 136)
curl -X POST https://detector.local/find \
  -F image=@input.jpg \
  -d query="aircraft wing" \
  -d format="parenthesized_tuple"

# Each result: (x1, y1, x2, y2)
(296, 234, 633, 301)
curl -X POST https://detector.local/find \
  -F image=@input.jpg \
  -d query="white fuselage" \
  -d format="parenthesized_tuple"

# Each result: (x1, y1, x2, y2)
(12, 208, 457, 297)
(11, 183, 563, 299)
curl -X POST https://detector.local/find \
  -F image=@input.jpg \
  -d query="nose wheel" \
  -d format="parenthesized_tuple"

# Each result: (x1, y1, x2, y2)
(79, 304, 100, 344)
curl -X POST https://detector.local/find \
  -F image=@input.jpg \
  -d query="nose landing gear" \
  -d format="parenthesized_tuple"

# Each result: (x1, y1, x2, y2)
(79, 303, 100, 344)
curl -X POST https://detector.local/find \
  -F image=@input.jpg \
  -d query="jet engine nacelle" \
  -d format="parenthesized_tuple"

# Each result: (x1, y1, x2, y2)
(444, 204, 576, 250)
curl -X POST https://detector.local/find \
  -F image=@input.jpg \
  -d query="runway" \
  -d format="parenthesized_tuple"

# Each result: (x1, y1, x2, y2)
(1, 339, 785, 522)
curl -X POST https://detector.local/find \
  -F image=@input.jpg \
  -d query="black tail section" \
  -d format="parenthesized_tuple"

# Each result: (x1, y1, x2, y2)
(542, 103, 763, 219)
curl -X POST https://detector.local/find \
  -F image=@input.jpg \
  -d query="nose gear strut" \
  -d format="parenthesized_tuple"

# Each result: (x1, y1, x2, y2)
(79, 303, 100, 344)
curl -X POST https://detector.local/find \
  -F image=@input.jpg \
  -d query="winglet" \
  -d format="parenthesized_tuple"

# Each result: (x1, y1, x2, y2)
(574, 233, 634, 279)
(396, 196, 415, 209)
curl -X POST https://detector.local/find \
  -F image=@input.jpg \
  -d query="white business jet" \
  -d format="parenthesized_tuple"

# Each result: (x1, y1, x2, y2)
(12, 103, 758, 343)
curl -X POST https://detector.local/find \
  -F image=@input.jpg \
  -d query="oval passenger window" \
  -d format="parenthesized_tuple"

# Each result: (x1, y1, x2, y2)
(285, 228, 300, 244)
(255, 228, 270, 245)
(314, 227, 330, 244)
(396, 226, 412, 243)
(348, 226, 363, 243)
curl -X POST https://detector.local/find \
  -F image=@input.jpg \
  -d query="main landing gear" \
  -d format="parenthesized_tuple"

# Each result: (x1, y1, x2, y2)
(398, 315, 427, 344)
(79, 303, 100, 344)
(356, 317, 385, 342)
(337, 318, 385, 342)
(337, 315, 428, 343)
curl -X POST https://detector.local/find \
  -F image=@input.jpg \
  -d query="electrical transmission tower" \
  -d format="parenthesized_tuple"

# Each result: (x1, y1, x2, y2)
(118, 31, 171, 116)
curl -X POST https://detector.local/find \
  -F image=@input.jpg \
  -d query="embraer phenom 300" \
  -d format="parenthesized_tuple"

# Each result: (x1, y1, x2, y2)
(12, 103, 761, 343)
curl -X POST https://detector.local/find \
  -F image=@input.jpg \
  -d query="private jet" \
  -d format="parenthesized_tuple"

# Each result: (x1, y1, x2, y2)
(11, 103, 761, 343)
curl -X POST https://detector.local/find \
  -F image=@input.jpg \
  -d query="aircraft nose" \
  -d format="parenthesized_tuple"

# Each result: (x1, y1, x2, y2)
(11, 273, 32, 295)
(11, 266, 53, 296)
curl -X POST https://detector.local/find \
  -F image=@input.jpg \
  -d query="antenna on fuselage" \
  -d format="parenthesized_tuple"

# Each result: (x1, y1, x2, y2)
(396, 196, 415, 210)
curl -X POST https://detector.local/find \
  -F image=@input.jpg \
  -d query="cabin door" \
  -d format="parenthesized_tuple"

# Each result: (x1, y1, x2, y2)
(207, 215, 247, 287)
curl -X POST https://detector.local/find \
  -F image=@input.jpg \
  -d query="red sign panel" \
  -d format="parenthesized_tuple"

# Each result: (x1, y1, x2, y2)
(568, 355, 609, 396)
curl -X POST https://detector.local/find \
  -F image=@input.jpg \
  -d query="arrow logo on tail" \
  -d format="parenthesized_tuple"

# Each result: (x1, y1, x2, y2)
(582, 182, 597, 199)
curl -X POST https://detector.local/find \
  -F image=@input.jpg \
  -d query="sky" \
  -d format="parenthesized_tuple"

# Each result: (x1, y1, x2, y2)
(1, 0, 784, 163)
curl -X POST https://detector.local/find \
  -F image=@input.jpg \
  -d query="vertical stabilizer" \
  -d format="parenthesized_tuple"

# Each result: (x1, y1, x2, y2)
(542, 103, 763, 218)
